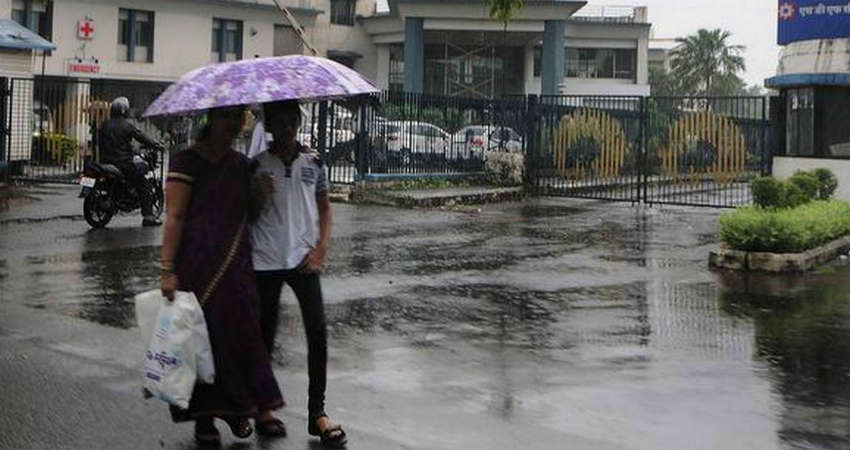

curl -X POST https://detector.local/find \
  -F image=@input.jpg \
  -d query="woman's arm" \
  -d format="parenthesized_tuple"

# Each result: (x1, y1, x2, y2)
(160, 180, 192, 300)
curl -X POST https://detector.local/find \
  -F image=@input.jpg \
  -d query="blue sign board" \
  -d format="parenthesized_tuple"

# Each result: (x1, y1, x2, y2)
(778, 0, 850, 45)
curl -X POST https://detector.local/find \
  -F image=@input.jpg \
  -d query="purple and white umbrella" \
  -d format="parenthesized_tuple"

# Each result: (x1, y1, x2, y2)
(143, 55, 378, 117)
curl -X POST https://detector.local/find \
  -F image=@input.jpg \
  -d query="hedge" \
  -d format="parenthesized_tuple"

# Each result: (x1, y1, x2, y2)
(750, 169, 839, 209)
(718, 200, 850, 253)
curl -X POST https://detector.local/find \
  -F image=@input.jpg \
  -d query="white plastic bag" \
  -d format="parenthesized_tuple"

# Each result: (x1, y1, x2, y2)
(134, 290, 215, 409)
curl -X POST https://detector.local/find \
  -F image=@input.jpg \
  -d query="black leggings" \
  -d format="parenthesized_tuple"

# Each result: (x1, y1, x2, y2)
(255, 270, 327, 416)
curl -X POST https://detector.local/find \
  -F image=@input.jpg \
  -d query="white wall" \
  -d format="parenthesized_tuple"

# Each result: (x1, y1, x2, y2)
(776, 39, 850, 76)
(524, 76, 650, 96)
(0, 0, 10, 18)
(374, 43, 389, 89)
(773, 156, 850, 204)
(38, 0, 311, 81)
(2, 51, 34, 161)
(522, 43, 651, 97)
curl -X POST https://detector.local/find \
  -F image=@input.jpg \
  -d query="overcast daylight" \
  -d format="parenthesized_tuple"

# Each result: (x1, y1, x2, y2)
(1, 0, 848, 449)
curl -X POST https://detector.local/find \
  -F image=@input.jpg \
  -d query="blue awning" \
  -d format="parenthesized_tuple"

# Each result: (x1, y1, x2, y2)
(0, 19, 56, 51)
(765, 73, 850, 88)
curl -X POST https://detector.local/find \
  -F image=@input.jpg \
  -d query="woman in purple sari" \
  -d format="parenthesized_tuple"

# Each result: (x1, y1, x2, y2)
(159, 106, 287, 447)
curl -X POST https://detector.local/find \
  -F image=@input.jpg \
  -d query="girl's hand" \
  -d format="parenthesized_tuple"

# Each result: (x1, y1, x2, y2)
(161, 273, 179, 302)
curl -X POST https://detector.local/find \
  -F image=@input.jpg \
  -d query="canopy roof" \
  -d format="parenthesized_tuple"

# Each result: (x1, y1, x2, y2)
(0, 19, 56, 51)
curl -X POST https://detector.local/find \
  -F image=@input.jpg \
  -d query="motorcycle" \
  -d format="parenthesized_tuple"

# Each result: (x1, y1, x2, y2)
(79, 146, 164, 228)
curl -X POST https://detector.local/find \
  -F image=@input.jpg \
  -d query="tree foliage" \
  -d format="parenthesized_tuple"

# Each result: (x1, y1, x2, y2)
(489, 0, 524, 28)
(669, 29, 746, 96)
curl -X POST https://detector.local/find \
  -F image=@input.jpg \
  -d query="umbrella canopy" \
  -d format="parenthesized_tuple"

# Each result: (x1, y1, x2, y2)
(143, 55, 378, 117)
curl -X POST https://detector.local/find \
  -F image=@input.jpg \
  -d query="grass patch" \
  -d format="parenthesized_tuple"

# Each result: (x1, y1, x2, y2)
(719, 200, 850, 253)
(384, 177, 484, 191)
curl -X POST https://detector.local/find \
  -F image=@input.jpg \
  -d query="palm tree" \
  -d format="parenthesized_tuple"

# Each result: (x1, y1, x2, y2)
(489, 0, 523, 99)
(670, 29, 746, 96)
(489, 0, 524, 27)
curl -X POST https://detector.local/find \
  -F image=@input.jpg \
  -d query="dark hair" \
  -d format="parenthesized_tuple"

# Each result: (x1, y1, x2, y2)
(263, 100, 301, 124)
(196, 106, 244, 142)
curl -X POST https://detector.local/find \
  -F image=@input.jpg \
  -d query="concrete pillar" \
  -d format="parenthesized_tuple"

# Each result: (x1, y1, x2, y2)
(541, 20, 565, 96)
(403, 17, 424, 93)
(636, 31, 649, 85)
(376, 44, 390, 90)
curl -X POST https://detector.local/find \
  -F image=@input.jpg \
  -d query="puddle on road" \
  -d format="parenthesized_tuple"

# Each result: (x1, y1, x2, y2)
(17, 245, 159, 329)
(4, 197, 847, 447)
(718, 269, 850, 450)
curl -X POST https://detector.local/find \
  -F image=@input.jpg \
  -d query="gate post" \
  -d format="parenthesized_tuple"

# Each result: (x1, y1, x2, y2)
(639, 96, 647, 204)
(317, 101, 328, 157)
(525, 94, 539, 191)
(356, 95, 369, 180)
(761, 96, 769, 176)
(0, 77, 8, 184)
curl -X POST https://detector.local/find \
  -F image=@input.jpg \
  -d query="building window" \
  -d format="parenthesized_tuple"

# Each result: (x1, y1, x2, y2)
(212, 18, 243, 62)
(566, 48, 635, 80)
(118, 9, 154, 63)
(330, 0, 356, 26)
(11, 0, 53, 40)
(388, 44, 404, 92)
(533, 46, 635, 81)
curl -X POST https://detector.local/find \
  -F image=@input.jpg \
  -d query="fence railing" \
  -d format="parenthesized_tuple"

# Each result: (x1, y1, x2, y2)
(2, 76, 169, 183)
(527, 95, 769, 206)
(2, 76, 771, 207)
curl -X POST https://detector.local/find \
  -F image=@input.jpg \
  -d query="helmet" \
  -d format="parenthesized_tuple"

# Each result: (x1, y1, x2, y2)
(110, 97, 130, 117)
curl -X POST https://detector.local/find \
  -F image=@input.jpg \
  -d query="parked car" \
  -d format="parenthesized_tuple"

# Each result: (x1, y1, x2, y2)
(382, 120, 449, 159)
(450, 125, 523, 160)
(297, 116, 357, 164)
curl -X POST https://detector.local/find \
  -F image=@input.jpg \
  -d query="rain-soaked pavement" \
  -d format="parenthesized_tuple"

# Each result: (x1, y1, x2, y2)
(1, 184, 848, 450)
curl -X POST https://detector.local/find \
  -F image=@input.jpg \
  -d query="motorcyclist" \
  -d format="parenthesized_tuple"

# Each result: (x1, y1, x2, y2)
(98, 97, 163, 227)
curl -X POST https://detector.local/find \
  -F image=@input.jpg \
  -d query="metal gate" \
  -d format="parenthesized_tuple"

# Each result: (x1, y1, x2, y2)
(2, 76, 168, 184)
(527, 95, 770, 208)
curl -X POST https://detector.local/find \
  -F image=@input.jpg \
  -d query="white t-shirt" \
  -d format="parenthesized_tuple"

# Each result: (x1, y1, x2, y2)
(251, 149, 328, 271)
(247, 122, 273, 159)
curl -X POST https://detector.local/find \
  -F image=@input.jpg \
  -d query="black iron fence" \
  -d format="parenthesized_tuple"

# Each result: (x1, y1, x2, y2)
(1, 76, 170, 183)
(527, 95, 770, 207)
(529, 95, 644, 202)
(359, 91, 526, 178)
(642, 97, 769, 207)
(2, 76, 771, 207)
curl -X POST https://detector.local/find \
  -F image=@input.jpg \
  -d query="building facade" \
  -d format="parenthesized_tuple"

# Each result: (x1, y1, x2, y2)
(766, 0, 850, 203)
(2, 0, 651, 99)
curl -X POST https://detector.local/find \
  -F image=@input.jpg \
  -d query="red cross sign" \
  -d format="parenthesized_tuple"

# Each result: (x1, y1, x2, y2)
(78, 19, 94, 39)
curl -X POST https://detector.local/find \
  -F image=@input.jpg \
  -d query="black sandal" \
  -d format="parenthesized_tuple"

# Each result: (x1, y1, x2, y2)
(194, 419, 221, 448)
(256, 417, 287, 437)
(308, 412, 347, 448)
(221, 416, 253, 438)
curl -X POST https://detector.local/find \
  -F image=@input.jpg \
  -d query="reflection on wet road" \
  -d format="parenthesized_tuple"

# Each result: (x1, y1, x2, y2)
(1, 191, 848, 449)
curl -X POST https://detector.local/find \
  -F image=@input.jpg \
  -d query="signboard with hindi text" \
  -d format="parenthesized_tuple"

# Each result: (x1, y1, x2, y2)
(778, 1, 850, 45)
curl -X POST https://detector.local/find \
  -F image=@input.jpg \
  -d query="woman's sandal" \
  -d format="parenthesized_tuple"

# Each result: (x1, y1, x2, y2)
(194, 419, 221, 448)
(256, 417, 287, 437)
(308, 412, 347, 448)
(221, 416, 253, 438)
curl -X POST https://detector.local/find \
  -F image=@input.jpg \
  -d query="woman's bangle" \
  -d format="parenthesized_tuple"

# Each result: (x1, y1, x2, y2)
(159, 260, 175, 275)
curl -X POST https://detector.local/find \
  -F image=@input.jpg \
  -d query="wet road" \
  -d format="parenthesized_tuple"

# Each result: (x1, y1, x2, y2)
(1, 184, 848, 450)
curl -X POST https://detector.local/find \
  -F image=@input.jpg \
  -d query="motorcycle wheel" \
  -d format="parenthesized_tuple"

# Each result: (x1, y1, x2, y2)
(83, 191, 114, 228)
(151, 182, 164, 218)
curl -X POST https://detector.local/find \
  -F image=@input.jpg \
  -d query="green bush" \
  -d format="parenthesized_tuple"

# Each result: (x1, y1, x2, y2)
(749, 168, 840, 209)
(788, 171, 820, 201)
(782, 182, 809, 208)
(719, 200, 850, 253)
(43, 133, 79, 165)
(811, 168, 839, 200)
(751, 176, 785, 208)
